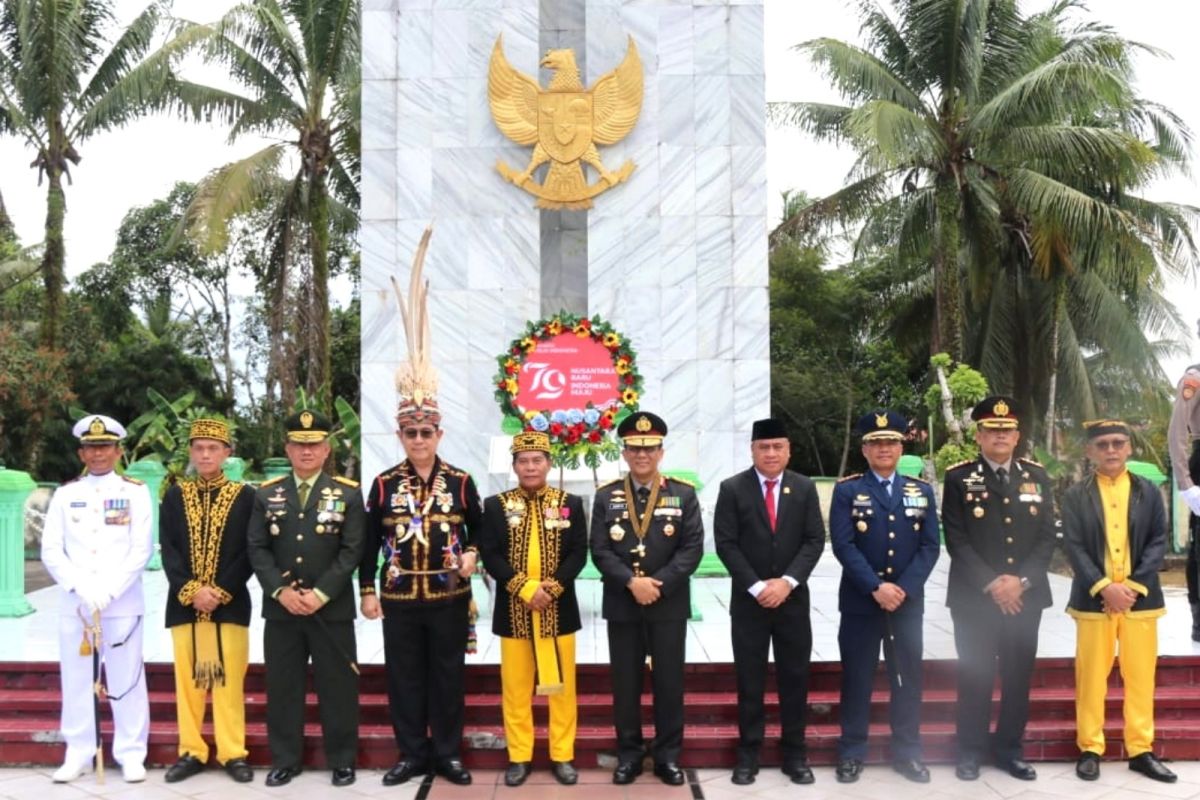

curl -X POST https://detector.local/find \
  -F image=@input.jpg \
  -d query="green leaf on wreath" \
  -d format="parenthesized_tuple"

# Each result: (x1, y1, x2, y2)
(500, 415, 524, 435)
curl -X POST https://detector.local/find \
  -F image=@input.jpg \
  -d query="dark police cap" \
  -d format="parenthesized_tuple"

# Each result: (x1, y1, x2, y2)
(751, 418, 788, 441)
(971, 396, 1019, 429)
(617, 411, 667, 447)
(1083, 419, 1131, 440)
(285, 409, 331, 443)
(856, 410, 906, 442)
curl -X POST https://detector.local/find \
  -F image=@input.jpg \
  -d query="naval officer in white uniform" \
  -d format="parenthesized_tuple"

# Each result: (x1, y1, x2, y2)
(41, 415, 153, 783)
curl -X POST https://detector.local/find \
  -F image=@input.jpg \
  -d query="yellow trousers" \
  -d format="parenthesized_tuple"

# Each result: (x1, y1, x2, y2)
(170, 622, 250, 764)
(1074, 614, 1158, 756)
(500, 633, 577, 762)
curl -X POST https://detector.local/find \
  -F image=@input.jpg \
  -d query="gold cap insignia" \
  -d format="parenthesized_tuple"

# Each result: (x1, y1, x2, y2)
(994, 400, 1009, 417)
(89, 418, 105, 436)
(875, 414, 888, 428)
(300, 411, 314, 429)
(636, 415, 652, 433)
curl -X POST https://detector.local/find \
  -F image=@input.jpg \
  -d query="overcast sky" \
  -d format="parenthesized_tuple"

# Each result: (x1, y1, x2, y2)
(1, 0, 1196, 379)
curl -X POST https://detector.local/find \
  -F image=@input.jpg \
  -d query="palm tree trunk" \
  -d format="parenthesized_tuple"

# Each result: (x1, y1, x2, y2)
(934, 179, 962, 361)
(0, 185, 13, 243)
(1043, 279, 1064, 454)
(309, 176, 332, 413)
(838, 390, 853, 477)
(39, 167, 66, 350)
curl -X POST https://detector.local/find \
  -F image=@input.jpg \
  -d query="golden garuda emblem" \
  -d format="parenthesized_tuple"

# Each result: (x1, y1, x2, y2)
(488, 34, 643, 210)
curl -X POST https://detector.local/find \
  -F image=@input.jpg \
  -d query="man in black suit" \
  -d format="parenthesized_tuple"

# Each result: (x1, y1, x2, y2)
(247, 410, 365, 788)
(714, 418, 825, 786)
(943, 397, 1056, 782)
(590, 412, 704, 786)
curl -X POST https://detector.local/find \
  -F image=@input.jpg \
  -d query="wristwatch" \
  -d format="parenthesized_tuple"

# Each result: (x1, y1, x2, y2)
(1019, 576, 1031, 591)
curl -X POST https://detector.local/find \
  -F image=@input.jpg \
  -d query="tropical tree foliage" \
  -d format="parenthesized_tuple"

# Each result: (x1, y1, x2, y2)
(171, 0, 361, 413)
(770, 0, 1198, 452)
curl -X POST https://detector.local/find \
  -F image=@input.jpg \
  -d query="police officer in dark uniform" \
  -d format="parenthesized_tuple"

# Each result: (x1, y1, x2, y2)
(589, 412, 704, 786)
(1167, 322, 1200, 641)
(943, 397, 1055, 782)
(247, 410, 365, 788)
(830, 411, 939, 784)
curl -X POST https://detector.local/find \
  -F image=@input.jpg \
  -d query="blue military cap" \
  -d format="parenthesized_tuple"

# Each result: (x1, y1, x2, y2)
(856, 410, 906, 442)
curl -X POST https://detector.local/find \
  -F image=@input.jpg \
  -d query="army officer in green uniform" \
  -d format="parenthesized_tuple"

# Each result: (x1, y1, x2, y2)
(590, 412, 704, 786)
(247, 410, 365, 788)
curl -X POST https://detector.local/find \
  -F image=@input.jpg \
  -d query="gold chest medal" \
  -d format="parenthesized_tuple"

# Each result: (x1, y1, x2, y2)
(610, 523, 625, 542)
(973, 506, 985, 518)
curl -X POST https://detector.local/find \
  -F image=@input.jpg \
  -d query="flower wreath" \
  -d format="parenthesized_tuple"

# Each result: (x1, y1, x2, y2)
(494, 312, 643, 469)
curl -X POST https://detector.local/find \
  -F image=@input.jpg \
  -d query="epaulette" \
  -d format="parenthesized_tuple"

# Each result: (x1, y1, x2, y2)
(903, 475, 930, 485)
(120, 474, 144, 485)
(946, 459, 976, 471)
(837, 473, 862, 483)
(260, 475, 286, 488)
(665, 475, 694, 488)
(1018, 457, 1044, 468)
(596, 477, 623, 490)
(332, 475, 359, 488)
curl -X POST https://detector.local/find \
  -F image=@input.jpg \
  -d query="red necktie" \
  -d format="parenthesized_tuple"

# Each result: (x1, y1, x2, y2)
(765, 479, 777, 532)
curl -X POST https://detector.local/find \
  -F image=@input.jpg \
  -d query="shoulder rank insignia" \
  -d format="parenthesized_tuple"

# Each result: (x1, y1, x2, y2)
(838, 473, 863, 483)
(120, 474, 144, 485)
(664, 475, 694, 488)
(946, 459, 976, 471)
(1017, 457, 1044, 468)
(260, 475, 286, 488)
(596, 477, 623, 490)
(332, 475, 359, 488)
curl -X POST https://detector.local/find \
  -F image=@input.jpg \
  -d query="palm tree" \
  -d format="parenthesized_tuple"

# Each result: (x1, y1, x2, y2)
(171, 0, 360, 413)
(768, 0, 1189, 364)
(0, 0, 185, 350)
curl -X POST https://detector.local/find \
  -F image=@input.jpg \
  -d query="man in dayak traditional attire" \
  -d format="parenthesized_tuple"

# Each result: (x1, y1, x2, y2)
(160, 418, 256, 784)
(479, 431, 588, 787)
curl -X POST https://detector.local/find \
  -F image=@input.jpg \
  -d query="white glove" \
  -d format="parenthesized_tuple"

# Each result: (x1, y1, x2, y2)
(1184, 485, 1200, 516)
(75, 585, 110, 616)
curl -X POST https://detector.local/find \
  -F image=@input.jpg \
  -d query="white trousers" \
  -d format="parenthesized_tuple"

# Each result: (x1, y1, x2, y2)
(57, 614, 149, 767)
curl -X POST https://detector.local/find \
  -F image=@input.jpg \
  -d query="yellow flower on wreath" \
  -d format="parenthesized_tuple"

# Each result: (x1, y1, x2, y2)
(621, 388, 639, 405)
(520, 336, 537, 352)
(546, 319, 563, 335)
(572, 320, 591, 337)
(615, 359, 631, 375)
(504, 378, 518, 394)
(602, 332, 621, 348)
(523, 409, 539, 421)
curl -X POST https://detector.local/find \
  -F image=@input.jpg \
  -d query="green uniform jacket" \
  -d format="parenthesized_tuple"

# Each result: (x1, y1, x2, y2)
(248, 472, 365, 621)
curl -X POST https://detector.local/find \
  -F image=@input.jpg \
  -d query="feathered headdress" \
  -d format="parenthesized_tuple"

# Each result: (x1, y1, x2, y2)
(392, 225, 441, 427)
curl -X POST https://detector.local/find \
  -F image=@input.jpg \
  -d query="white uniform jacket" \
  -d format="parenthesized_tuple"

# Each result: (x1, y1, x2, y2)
(41, 471, 154, 617)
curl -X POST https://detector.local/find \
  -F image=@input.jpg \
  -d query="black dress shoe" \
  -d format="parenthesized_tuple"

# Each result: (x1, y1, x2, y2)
(505, 762, 532, 787)
(893, 759, 931, 783)
(1129, 752, 1177, 783)
(783, 760, 814, 784)
(955, 757, 980, 781)
(1076, 752, 1100, 781)
(999, 758, 1037, 781)
(551, 761, 578, 785)
(223, 758, 254, 783)
(612, 760, 643, 784)
(435, 759, 472, 786)
(654, 762, 685, 786)
(165, 755, 204, 783)
(265, 766, 301, 787)
(835, 759, 863, 784)
(731, 764, 757, 785)
(331, 767, 356, 787)
(382, 759, 426, 786)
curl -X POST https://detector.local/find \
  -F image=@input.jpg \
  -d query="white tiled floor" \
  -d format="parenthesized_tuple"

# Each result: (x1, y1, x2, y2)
(2, 549, 1198, 665)
(6, 761, 1200, 800)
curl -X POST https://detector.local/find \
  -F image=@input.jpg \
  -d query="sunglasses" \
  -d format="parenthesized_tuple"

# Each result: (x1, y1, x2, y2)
(402, 428, 438, 440)
(1091, 438, 1129, 451)
(624, 445, 661, 454)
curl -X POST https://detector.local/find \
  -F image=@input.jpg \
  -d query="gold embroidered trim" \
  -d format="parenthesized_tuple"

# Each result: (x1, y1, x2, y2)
(499, 486, 566, 639)
(181, 475, 242, 622)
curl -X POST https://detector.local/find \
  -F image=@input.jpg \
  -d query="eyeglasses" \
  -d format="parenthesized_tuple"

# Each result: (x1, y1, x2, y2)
(1091, 438, 1129, 451)
(624, 445, 661, 454)
(402, 428, 438, 440)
